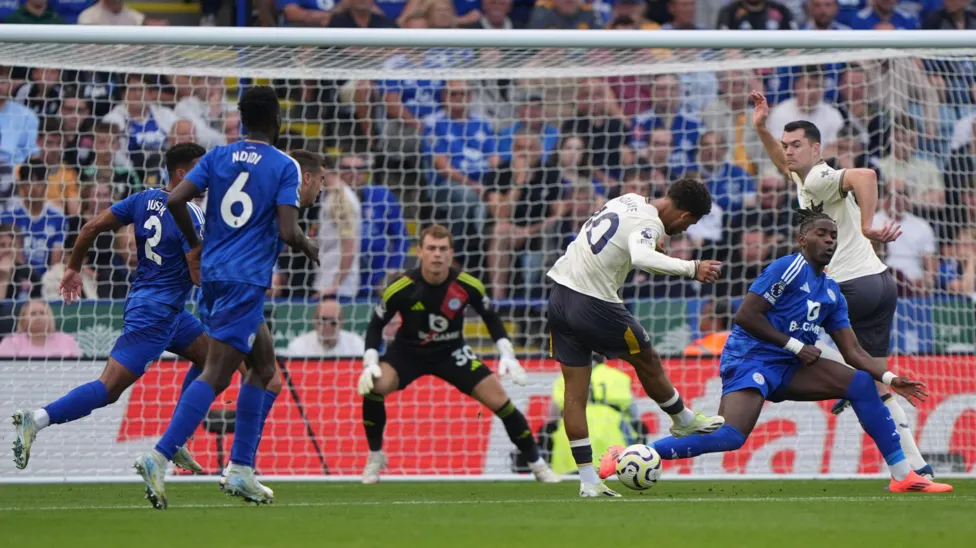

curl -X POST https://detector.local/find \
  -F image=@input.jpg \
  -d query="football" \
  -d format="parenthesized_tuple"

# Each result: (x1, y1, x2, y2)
(615, 444, 662, 491)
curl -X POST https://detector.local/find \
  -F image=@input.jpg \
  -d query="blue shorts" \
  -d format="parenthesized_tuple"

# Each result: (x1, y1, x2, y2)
(199, 281, 265, 354)
(719, 353, 802, 403)
(111, 299, 206, 376)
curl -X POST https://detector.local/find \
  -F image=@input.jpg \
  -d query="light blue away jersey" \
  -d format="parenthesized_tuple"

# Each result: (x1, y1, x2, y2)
(109, 188, 205, 309)
(185, 141, 301, 288)
(723, 253, 852, 361)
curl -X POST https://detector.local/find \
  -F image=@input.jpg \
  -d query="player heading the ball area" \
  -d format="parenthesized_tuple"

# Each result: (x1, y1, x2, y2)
(357, 224, 561, 484)
(599, 209, 952, 493)
(11, 143, 210, 474)
(751, 90, 934, 479)
(134, 86, 322, 510)
(546, 180, 725, 498)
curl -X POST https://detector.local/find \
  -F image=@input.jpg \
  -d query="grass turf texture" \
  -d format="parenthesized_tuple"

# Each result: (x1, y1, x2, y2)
(1, 480, 973, 547)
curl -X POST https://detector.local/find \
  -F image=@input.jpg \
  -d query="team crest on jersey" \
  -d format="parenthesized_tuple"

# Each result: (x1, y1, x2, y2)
(753, 372, 766, 386)
(448, 298, 462, 311)
(827, 288, 836, 303)
(641, 227, 656, 240)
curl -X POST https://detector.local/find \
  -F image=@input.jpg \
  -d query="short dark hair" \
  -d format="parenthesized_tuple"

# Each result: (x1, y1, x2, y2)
(794, 202, 835, 234)
(667, 178, 712, 219)
(92, 121, 117, 136)
(164, 142, 206, 175)
(238, 85, 280, 134)
(419, 224, 453, 248)
(783, 120, 821, 144)
(18, 157, 47, 183)
(40, 117, 62, 137)
(290, 149, 323, 175)
(836, 123, 861, 142)
(706, 298, 733, 331)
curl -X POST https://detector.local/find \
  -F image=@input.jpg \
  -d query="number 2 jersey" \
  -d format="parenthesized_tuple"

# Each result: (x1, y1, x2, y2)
(547, 193, 694, 304)
(109, 188, 205, 310)
(723, 253, 851, 363)
(184, 140, 302, 288)
(364, 268, 508, 355)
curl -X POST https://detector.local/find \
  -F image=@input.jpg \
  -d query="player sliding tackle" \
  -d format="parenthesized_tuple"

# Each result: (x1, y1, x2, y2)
(751, 91, 934, 479)
(357, 224, 560, 484)
(599, 208, 952, 493)
(134, 87, 321, 509)
(11, 143, 210, 474)
(546, 179, 725, 498)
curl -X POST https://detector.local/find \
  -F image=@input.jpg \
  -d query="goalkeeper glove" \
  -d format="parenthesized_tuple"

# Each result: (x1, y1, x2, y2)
(496, 338, 527, 386)
(357, 349, 382, 396)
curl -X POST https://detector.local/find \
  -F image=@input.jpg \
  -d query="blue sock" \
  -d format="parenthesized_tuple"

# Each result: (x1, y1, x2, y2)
(253, 390, 278, 462)
(155, 380, 216, 460)
(651, 424, 747, 460)
(846, 370, 905, 467)
(44, 380, 110, 424)
(229, 383, 264, 468)
(179, 365, 203, 398)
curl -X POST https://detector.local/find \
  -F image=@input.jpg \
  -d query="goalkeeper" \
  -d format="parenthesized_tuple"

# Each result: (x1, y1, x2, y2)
(356, 224, 561, 485)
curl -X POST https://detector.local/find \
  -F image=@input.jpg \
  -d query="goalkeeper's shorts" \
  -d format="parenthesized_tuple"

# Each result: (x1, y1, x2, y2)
(382, 343, 492, 395)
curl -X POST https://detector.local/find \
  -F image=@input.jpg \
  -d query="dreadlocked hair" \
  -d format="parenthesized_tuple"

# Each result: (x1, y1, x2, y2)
(794, 203, 834, 233)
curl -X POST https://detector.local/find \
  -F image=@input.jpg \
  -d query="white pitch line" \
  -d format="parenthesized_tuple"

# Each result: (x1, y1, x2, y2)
(1, 495, 972, 512)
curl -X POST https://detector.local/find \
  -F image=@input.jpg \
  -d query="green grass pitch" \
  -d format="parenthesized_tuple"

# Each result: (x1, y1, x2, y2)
(1, 480, 973, 547)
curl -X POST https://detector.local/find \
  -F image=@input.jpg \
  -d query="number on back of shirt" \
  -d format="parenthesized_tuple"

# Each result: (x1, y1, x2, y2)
(221, 172, 253, 228)
(144, 215, 163, 265)
(582, 208, 620, 255)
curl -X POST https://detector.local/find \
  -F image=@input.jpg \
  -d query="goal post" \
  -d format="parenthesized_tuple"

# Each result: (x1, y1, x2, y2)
(0, 27, 974, 483)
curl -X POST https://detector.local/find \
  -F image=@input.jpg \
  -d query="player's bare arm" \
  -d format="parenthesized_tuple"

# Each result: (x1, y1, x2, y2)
(829, 327, 928, 406)
(166, 179, 204, 249)
(751, 90, 790, 177)
(840, 168, 902, 244)
(60, 208, 124, 304)
(627, 227, 722, 283)
(735, 293, 822, 366)
(277, 204, 319, 265)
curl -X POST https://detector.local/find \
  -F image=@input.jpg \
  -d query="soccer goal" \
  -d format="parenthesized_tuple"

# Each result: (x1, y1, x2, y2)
(0, 27, 973, 483)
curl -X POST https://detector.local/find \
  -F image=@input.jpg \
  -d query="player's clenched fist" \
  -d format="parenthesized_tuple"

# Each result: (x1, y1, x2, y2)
(357, 349, 383, 396)
(797, 344, 822, 366)
(694, 260, 722, 283)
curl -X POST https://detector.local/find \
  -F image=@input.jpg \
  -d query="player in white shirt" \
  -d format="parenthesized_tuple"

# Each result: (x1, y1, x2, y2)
(751, 90, 934, 479)
(546, 179, 725, 497)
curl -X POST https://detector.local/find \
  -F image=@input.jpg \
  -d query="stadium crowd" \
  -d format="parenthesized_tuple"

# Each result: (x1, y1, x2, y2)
(1, 0, 975, 355)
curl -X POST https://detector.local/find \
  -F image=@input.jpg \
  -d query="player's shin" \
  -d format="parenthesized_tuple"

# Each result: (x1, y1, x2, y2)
(882, 393, 929, 472)
(846, 371, 910, 481)
(494, 400, 540, 463)
(40, 380, 110, 429)
(651, 424, 747, 460)
(179, 365, 203, 397)
(252, 389, 278, 463)
(362, 393, 386, 452)
(229, 383, 265, 468)
(155, 380, 216, 460)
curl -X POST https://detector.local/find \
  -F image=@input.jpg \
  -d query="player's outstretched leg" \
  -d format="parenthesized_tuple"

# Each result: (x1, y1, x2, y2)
(621, 347, 725, 437)
(360, 362, 399, 484)
(470, 375, 561, 484)
(12, 357, 136, 470)
(560, 365, 620, 497)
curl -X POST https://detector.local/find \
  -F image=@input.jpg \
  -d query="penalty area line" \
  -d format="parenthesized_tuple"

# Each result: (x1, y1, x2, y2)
(1, 495, 972, 512)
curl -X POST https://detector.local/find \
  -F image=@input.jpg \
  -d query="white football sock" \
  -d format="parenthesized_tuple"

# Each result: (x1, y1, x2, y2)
(578, 464, 600, 484)
(885, 396, 927, 470)
(889, 459, 911, 481)
(671, 407, 696, 427)
(33, 409, 50, 430)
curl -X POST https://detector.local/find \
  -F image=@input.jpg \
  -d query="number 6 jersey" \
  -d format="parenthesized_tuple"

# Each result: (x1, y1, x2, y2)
(548, 193, 678, 304)
(184, 140, 302, 288)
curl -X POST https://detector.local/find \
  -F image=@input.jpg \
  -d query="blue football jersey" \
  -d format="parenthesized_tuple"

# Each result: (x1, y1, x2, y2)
(185, 141, 301, 288)
(723, 253, 851, 361)
(109, 188, 205, 309)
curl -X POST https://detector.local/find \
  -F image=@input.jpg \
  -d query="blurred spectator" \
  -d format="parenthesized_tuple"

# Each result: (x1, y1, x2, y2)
(78, 0, 165, 25)
(528, 0, 600, 29)
(875, 116, 944, 209)
(331, 0, 397, 26)
(13, 67, 62, 119)
(611, 0, 659, 28)
(285, 298, 366, 357)
(0, 225, 32, 299)
(941, 227, 976, 298)
(223, 110, 241, 143)
(0, 300, 81, 358)
(873, 177, 938, 296)
(635, 127, 676, 180)
(336, 151, 410, 296)
(836, 64, 887, 161)
(37, 117, 80, 216)
(661, 0, 699, 29)
(0, 65, 40, 203)
(461, 0, 518, 28)
(804, 0, 851, 29)
(849, 0, 919, 29)
(40, 255, 97, 300)
(922, 0, 976, 107)
(557, 134, 604, 238)
(59, 89, 95, 169)
(824, 124, 872, 170)
(99, 226, 136, 298)
(603, 20, 653, 117)
(923, 0, 976, 29)
(169, 119, 198, 146)
(736, 165, 795, 237)
(103, 73, 177, 158)
(616, 164, 666, 200)
(80, 122, 142, 198)
(170, 75, 228, 149)
(68, 181, 115, 271)
(2, 160, 67, 280)
(460, 0, 519, 127)
(52, 0, 96, 24)
(624, 232, 701, 298)
(702, 69, 762, 175)
(273, 150, 323, 298)
(633, 74, 698, 170)
(4, 0, 66, 24)
(716, 0, 797, 30)
(0, 0, 19, 21)
(564, 78, 631, 188)
(403, 0, 480, 26)
(277, 0, 334, 26)
(485, 128, 568, 298)
(424, 80, 497, 254)
(315, 159, 362, 298)
(497, 89, 559, 164)
(378, 52, 446, 161)
(765, 65, 845, 146)
(62, 71, 120, 119)
(684, 298, 733, 356)
(689, 130, 756, 218)
(715, 229, 778, 297)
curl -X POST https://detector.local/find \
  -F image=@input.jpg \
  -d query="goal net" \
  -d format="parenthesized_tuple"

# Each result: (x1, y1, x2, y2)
(0, 29, 973, 482)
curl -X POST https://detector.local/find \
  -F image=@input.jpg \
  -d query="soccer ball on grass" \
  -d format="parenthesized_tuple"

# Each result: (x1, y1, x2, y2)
(615, 444, 662, 491)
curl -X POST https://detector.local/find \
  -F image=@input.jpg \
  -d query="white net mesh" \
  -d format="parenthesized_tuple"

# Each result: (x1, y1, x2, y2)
(0, 38, 974, 481)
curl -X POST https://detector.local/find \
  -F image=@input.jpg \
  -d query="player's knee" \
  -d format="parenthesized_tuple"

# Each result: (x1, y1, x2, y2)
(266, 368, 283, 394)
(845, 370, 877, 401)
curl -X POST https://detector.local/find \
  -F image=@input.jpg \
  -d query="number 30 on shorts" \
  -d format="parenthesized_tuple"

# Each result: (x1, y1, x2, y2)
(451, 345, 477, 366)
